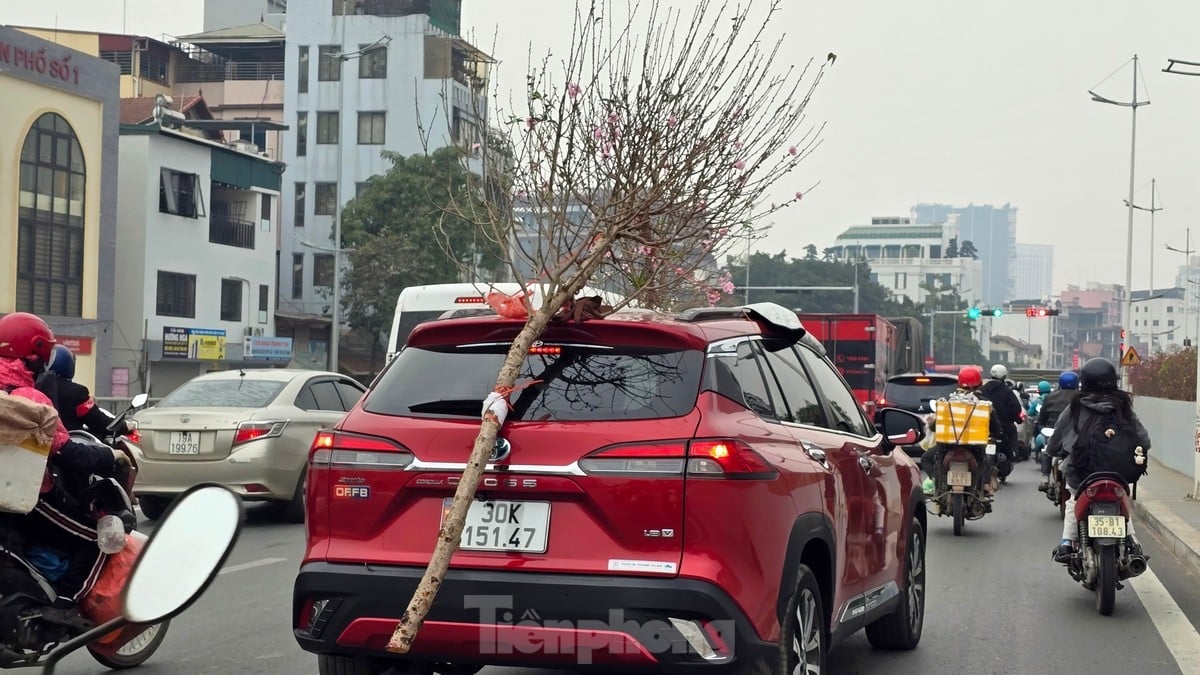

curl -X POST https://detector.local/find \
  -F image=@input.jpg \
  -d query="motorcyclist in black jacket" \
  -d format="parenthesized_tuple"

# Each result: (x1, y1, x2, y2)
(36, 345, 130, 437)
(978, 364, 1023, 478)
(1036, 371, 1080, 491)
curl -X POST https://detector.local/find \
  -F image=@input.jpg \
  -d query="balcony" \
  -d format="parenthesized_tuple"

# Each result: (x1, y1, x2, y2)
(176, 60, 285, 83)
(209, 215, 256, 249)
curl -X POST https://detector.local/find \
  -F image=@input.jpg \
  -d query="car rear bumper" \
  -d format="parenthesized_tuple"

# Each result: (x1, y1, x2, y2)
(133, 443, 300, 501)
(293, 562, 776, 671)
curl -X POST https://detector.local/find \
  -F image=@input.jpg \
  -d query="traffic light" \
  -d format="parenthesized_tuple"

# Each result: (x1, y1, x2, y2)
(967, 307, 1002, 320)
(1024, 307, 1061, 317)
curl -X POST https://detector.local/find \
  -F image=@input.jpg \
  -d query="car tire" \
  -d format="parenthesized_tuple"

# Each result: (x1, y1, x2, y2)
(280, 472, 306, 524)
(777, 564, 826, 675)
(137, 496, 169, 522)
(865, 517, 925, 650)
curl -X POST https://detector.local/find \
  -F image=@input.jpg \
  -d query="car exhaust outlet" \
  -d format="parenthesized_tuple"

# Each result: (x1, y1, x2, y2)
(1127, 555, 1148, 577)
(668, 618, 726, 661)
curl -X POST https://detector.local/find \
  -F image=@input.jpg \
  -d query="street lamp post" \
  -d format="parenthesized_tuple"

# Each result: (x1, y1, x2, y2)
(1090, 54, 1148, 389)
(1126, 178, 1161, 353)
(1166, 230, 1193, 346)
(1163, 56, 1200, 494)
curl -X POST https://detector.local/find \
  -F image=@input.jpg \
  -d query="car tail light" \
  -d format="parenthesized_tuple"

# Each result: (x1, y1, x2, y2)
(579, 442, 688, 475)
(125, 428, 142, 444)
(579, 440, 778, 479)
(688, 440, 778, 478)
(454, 296, 486, 304)
(1086, 481, 1126, 501)
(309, 430, 414, 469)
(876, 396, 888, 407)
(232, 420, 288, 448)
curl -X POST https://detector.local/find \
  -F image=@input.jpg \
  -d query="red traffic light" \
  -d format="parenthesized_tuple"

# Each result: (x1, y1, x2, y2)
(1025, 306, 1059, 317)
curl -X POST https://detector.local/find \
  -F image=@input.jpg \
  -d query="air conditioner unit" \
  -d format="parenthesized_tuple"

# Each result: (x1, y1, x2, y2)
(244, 326, 256, 339)
(253, 327, 264, 336)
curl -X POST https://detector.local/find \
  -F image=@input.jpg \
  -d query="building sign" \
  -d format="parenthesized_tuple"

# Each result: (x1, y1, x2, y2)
(163, 327, 227, 360)
(244, 336, 293, 361)
(56, 335, 93, 356)
(111, 367, 130, 398)
(0, 41, 82, 86)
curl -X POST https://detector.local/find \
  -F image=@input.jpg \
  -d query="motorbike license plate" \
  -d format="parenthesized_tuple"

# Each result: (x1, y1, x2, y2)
(947, 463, 972, 487)
(1087, 515, 1127, 539)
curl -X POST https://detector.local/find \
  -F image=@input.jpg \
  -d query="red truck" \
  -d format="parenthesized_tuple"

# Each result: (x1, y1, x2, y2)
(796, 313, 925, 419)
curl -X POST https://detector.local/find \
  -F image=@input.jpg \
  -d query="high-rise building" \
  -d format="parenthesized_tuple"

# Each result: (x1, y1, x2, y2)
(1013, 243, 1053, 301)
(276, 0, 489, 370)
(912, 203, 1017, 307)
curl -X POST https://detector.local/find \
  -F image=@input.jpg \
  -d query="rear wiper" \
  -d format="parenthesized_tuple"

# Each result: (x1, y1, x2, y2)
(407, 399, 484, 416)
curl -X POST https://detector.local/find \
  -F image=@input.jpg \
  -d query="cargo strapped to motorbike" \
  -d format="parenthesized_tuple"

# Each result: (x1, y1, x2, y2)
(933, 396, 993, 446)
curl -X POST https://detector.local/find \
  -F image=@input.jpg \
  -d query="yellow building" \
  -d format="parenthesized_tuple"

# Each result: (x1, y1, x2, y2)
(0, 25, 120, 395)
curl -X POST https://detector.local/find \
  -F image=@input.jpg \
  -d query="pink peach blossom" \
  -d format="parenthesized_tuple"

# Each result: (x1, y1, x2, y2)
(795, 191, 803, 201)
(788, 146, 798, 156)
(567, 82, 581, 99)
(525, 117, 536, 129)
(733, 160, 746, 170)
(667, 114, 678, 127)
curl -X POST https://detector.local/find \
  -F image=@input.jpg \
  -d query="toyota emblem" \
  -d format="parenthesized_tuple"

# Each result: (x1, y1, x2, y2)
(490, 437, 512, 462)
(179, 414, 191, 424)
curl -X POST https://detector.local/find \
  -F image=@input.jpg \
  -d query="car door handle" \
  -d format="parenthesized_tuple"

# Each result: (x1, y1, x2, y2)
(857, 450, 877, 474)
(800, 441, 831, 470)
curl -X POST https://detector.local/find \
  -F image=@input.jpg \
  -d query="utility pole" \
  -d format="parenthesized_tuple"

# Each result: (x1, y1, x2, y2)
(1126, 178, 1162, 353)
(1162, 55, 1200, 495)
(1090, 54, 1148, 390)
(1166, 230, 1194, 347)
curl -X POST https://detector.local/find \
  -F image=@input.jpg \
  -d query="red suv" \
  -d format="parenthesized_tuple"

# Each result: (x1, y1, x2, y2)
(293, 303, 929, 674)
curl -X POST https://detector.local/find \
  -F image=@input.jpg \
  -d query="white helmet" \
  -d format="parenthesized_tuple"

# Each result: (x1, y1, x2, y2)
(989, 364, 1008, 380)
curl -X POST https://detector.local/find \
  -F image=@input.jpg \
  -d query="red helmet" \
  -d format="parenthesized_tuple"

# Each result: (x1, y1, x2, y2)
(0, 312, 56, 364)
(957, 366, 983, 389)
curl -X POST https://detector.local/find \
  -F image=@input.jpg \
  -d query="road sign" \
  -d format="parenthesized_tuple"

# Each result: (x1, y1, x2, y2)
(1120, 346, 1142, 367)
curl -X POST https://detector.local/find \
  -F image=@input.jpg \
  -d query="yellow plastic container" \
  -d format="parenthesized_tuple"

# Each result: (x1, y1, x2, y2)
(933, 399, 993, 445)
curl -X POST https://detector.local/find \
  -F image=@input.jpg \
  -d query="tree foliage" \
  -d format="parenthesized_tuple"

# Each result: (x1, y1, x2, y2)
(722, 251, 985, 365)
(1129, 346, 1196, 401)
(338, 147, 506, 340)
(959, 239, 979, 260)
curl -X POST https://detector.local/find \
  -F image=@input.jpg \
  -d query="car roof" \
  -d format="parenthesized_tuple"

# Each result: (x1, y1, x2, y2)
(403, 303, 820, 352)
(184, 368, 344, 383)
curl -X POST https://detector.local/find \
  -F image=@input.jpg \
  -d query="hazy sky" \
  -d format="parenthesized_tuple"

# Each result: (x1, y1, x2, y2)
(11, 0, 1200, 296)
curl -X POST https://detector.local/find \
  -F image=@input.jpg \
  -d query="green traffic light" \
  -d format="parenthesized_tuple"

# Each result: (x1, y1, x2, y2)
(991, 309, 1002, 317)
(967, 308, 981, 320)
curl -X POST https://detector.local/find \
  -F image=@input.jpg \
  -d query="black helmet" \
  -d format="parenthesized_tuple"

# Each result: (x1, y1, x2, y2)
(1080, 357, 1119, 392)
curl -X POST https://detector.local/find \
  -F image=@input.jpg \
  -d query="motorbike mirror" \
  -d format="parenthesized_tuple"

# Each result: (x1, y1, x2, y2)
(131, 393, 149, 409)
(41, 484, 243, 674)
(121, 483, 243, 624)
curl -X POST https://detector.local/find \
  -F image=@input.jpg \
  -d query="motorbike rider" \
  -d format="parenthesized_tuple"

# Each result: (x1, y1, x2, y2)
(37, 344, 130, 437)
(0, 312, 124, 630)
(921, 366, 1005, 496)
(1037, 371, 1080, 491)
(1048, 358, 1150, 563)
(978, 364, 1023, 472)
(1028, 380, 1051, 416)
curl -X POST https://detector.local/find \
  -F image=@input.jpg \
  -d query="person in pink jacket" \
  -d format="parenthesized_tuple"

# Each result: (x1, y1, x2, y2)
(0, 312, 123, 630)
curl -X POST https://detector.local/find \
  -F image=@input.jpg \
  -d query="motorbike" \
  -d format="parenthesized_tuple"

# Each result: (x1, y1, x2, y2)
(1039, 428, 1069, 516)
(0, 394, 164, 669)
(927, 441, 997, 536)
(1062, 472, 1150, 616)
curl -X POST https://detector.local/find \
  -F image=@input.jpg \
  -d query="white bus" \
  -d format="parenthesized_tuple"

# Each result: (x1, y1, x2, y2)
(384, 282, 625, 361)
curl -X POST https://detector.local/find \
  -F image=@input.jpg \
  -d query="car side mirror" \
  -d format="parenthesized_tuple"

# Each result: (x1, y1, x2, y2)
(42, 484, 244, 674)
(877, 407, 926, 449)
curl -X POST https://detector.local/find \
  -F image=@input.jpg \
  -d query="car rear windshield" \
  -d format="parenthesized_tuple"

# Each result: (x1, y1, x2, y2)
(364, 344, 704, 422)
(883, 379, 958, 407)
(155, 379, 286, 408)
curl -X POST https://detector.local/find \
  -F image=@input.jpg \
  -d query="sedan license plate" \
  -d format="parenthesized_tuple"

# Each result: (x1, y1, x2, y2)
(168, 431, 200, 455)
(1087, 515, 1127, 539)
(442, 498, 550, 553)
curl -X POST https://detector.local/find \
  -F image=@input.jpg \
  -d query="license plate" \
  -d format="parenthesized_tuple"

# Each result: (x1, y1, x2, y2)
(947, 470, 972, 487)
(441, 498, 550, 553)
(168, 431, 200, 455)
(1087, 515, 1127, 539)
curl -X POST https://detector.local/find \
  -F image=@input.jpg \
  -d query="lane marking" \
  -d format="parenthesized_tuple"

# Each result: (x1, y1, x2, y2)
(219, 557, 287, 575)
(1131, 567, 1200, 673)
